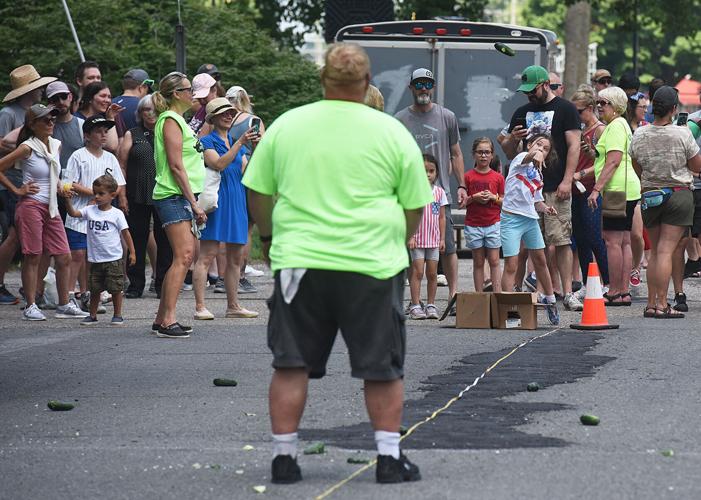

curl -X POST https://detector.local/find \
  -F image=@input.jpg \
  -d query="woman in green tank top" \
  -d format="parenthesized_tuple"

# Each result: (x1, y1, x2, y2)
(150, 72, 206, 338)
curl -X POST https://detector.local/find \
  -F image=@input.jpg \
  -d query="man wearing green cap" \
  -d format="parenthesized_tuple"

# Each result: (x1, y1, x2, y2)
(502, 65, 582, 311)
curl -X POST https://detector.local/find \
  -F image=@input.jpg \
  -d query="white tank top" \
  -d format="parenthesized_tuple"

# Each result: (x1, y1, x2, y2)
(22, 151, 51, 204)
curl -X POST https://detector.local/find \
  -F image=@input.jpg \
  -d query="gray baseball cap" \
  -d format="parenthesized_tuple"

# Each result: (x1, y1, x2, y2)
(124, 68, 151, 84)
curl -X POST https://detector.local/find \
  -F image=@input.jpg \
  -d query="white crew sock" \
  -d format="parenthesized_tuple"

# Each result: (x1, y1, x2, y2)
(272, 432, 298, 458)
(375, 430, 400, 459)
(544, 294, 556, 304)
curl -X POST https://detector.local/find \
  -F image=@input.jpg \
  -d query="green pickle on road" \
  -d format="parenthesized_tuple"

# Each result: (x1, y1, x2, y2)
(580, 414, 600, 426)
(47, 400, 75, 411)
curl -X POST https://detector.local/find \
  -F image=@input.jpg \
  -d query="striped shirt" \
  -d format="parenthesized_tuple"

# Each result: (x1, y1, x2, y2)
(413, 184, 449, 248)
(64, 147, 125, 234)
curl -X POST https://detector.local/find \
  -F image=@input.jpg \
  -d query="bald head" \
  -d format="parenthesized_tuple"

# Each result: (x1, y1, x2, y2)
(549, 72, 564, 96)
(321, 43, 370, 101)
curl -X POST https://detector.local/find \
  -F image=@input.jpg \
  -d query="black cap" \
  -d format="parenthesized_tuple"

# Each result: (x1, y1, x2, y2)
(83, 115, 116, 133)
(652, 86, 679, 107)
(196, 63, 220, 80)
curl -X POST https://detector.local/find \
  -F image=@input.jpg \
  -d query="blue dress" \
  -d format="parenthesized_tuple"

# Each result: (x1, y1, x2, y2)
(199, 132, 248, 244)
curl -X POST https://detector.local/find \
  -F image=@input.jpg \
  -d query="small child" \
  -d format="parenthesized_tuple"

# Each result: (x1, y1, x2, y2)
(64, 174, 135, 325)
(407, 154, 449, 319)
(500, 134, 560, 325)
(464, 137, 505, 293)
(64, 116, 126, 310)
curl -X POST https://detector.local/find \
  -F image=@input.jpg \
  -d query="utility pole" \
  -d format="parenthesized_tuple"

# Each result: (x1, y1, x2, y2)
(175, 0, 186, 73)
(632, 0, 639, 76)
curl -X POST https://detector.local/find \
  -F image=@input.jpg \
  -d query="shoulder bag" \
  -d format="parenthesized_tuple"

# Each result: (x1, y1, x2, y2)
(601, 118, 629, 219)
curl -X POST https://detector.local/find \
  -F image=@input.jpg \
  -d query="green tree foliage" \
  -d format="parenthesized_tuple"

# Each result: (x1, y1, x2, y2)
(395, 0, 488, 21)
(521, 0, 701, 85)
(0, 0, 321, 124)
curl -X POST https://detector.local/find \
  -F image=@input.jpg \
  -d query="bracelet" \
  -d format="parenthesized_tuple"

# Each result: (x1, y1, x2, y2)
(457, 186, 467, 192)
(259, 234, 272, 243)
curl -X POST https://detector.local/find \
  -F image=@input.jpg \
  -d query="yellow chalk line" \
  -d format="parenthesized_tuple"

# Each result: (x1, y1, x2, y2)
(314, 327, 562, 500)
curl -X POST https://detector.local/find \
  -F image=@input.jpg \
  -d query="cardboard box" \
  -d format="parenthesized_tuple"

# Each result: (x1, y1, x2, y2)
(490, 292, 538, 330)
(455, 292, 493, 329)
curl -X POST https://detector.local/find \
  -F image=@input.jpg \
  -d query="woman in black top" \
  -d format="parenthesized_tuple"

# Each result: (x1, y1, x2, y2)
(118, 95, 171, 298)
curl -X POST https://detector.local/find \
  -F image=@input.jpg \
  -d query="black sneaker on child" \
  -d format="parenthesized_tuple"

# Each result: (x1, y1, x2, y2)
(152, 322, 192, 334)
(376, 452, 421, 484)
(156, 323, 191, 338)
(271, 455, 302, 484)
(673, 292, 688, 312)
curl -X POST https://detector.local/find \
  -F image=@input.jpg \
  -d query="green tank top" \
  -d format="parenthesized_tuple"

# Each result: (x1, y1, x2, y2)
(153, 110, 205, 200)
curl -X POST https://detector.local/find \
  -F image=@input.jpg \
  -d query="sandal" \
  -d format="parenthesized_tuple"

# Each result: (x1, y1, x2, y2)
(604, 293, 627, 306)
(643, 306, 658, 318)
(656, 304, 685, 319)
(619, 292, 632, 306)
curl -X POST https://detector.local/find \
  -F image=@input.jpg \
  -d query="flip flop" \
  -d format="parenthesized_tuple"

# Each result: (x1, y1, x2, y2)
(618, 292, 633, 306)
(604, 293, 628, 306)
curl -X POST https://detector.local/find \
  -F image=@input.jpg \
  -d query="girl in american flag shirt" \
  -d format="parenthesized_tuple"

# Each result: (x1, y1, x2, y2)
(407, 154, 449, 320)
(500, 134, 561, 325)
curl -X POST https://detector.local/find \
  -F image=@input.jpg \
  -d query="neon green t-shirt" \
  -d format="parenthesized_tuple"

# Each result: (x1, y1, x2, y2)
(242, 99, 433, 279)
(153, 110, 205, 200)
(593, 116, 641, 201)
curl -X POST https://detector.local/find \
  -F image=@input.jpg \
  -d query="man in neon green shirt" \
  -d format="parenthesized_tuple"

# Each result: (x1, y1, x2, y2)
(243, 43, 432, 485)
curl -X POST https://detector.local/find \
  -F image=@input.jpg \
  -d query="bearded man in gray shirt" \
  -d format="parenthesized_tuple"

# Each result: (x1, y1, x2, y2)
(395, 68, 467, 302)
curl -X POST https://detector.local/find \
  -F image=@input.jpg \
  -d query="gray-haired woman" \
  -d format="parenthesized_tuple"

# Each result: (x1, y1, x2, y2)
(118, 95, 170, 299)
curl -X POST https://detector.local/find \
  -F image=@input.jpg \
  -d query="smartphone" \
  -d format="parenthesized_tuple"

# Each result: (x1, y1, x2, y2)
(513, 117, 527, 132)
(677, 112, 688, 127)
(250, 117, 261, 134)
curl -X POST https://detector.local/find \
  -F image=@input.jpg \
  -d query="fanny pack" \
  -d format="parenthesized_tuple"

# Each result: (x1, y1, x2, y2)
(641, 187, 687, 210)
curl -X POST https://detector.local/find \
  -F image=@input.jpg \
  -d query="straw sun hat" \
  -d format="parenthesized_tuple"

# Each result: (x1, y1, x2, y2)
(3, 65, 57, 103)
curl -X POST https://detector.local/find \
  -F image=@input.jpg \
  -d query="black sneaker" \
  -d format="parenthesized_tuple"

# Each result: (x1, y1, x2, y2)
(125, 289, 142, 299)
(156, 323, 191, 338)
(238, 277, 257, 294)
(684, 259, 701, 278)
(271, 455, 302, 484)
(673, 292, 688, 312)
(376, 452, 421, 483)
(152, 322, 192, 333)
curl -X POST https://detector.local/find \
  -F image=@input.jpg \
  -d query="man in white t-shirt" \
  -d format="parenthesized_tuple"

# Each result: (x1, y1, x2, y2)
(64, 116, 126, 308)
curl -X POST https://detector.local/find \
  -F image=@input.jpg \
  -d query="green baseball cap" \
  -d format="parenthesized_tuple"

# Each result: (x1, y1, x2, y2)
(689, 120, 701, 140)
(517, 65, 549, 92)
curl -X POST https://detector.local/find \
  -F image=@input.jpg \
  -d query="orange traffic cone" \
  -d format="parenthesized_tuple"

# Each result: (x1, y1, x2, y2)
(570, 263, 619, 330)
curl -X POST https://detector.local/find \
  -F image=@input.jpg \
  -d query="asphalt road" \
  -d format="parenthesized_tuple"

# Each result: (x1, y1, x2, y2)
(1, 264, 700, 500)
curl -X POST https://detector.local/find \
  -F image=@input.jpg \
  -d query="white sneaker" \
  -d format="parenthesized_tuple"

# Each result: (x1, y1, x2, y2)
(55, 302, 90, 318)
(244, 265, 264, 277)
(436, 274, 448, 287)
(23, 303, 46, 321)
(408, 304, 426, 320)
(574, 286, 587, 302)
(563, 292, 584, 312)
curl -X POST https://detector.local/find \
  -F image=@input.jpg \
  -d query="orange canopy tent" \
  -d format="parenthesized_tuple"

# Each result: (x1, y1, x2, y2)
(676, 75, 701, 107)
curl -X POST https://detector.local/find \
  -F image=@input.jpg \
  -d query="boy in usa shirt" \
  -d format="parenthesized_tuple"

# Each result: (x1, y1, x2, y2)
(407, 154, 450, 320)
(64, 174, 135, 325)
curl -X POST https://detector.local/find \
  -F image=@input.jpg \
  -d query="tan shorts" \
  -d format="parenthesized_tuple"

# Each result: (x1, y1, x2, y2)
(539, 191, 572, 247)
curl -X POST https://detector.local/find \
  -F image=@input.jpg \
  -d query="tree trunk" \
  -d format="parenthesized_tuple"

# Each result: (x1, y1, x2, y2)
(564, 1, 591, 99)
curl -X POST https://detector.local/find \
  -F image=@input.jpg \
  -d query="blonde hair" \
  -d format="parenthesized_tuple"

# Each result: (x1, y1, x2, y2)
(152, 71, 188, 115)
(571, 88, 596, 108)
(321, 43, 370, 90)
(364, 84, 384, 111)
(227, 87, 253, 113)
(597, 86, 628, 115)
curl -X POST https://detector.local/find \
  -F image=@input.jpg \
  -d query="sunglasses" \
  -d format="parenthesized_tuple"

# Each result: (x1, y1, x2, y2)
(577, 107, 588, 114)
(413, 81, 434, 90)
(549, 83, 562, 91)
(142, 79, 155, 87)
(596, 100, 610, 107)
(596, 77, 612, 85)
(176, 86, 193, 93)
(48, 93, 70, 102)
(36, 115, 56, 125)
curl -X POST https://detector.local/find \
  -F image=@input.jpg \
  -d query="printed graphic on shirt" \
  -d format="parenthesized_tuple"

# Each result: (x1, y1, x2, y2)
(414, 184, 449, 248)
(526, 110, 555, 139)
(515, 165, 543, 197)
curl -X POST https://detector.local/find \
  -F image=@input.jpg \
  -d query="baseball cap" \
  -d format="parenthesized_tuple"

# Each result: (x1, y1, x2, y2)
(410, 68, 434, 83)
(592, 69, 612, 82)
(197, 63, 220, 79)
(46, 81, 70, 99)
(652, 86, 679, 107)
(517, 66, 549, 92)
(27, 104, 59, 121)
(83, 115, 116, 133)
(192, 73, 216, 99)
(124, 68, 150, 83)
(618, 71, 640, 91)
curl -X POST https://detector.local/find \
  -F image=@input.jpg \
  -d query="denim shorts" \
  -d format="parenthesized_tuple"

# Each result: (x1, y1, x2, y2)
(153, 195, 194, 228)
(464, 221, 501, 250)
(500, 211, 544, 257)
(66, 227, 87, 250)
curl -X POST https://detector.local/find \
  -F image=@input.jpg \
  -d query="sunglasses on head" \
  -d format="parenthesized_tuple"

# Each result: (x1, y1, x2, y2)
(142, 79, 155, 87)
(413, 81, 434, 90)
(549, 83, 562, 91)
(596, 77, 612, 85)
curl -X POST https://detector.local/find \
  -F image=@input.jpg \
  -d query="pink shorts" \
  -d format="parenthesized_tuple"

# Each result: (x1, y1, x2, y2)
(15, 198, 70, 256)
